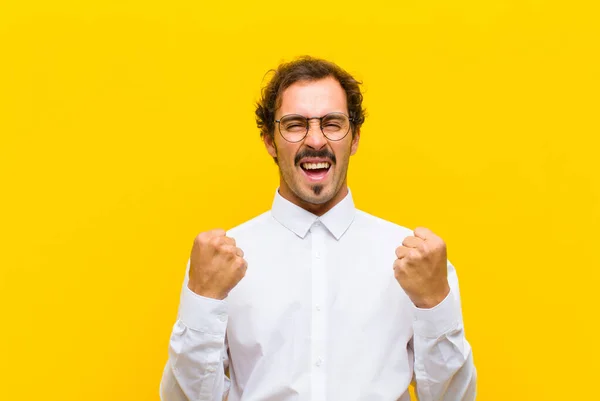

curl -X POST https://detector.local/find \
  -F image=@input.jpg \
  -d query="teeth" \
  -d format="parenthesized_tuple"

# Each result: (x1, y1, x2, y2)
(302, 162, 331, 170)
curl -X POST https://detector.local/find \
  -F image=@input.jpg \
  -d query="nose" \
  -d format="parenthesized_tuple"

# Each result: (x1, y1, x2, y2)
(303, 120, 327, 149)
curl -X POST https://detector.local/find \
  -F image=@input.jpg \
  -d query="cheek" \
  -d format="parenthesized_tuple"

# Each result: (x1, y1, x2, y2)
(332, 142, 353, 164)
(277, 143, 299, 164)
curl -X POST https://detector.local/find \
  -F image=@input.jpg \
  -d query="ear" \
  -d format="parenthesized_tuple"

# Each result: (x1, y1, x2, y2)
(263, 133, 278, 159)
(350, 129, 360, 156)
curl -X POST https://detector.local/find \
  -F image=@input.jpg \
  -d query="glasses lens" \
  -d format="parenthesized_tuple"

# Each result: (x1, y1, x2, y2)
(321, 113, 350, 140)
(279, 115, 307, 142)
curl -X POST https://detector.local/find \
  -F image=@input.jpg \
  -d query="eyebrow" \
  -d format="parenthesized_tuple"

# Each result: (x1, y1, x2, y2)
(322, 113, 345, 119)
(282, 114, 308, 119)
(282, 112, 346, 119)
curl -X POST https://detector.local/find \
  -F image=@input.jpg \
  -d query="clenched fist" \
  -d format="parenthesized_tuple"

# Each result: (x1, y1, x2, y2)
(187, 229, 247, 300)
(393, 227, 450, 309)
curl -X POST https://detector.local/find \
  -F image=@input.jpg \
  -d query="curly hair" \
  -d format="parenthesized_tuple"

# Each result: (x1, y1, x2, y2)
(255, 56, 366, 141)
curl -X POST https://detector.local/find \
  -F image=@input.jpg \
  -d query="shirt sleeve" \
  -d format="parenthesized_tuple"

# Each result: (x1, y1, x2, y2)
(160, 259, 231, 401)
(411, 260, 477, 401)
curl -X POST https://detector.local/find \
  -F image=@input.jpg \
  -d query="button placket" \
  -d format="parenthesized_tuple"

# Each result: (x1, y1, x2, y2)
(310, 222, 327, 400)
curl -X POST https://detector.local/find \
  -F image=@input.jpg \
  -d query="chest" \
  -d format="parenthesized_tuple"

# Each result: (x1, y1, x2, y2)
(225, 234, 414, 354)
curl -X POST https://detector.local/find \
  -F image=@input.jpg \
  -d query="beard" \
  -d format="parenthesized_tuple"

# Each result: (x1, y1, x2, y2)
(274, 142, 350, 207)
(312, 185, 324, 196)
(275, 144, 336, 204)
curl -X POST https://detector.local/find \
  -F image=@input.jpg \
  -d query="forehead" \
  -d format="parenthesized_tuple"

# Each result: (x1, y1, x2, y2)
(277, 76, 348, 118)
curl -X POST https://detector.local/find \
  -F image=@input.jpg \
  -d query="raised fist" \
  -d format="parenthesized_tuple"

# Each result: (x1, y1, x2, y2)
(393, 227, 450, 309)
(187, 229, 247, 300)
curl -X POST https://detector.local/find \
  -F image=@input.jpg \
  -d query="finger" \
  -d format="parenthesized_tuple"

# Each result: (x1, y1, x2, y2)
(234, 256, 248, 272)
(235, 247, 244, 258)
(205, 228, 227, 238)
(395, 246, 410, 259)
(219, 244, 239, 256)
(402, 236, 423, 248)
(220, 236, 236, 246)
(414, 226, 434, 240)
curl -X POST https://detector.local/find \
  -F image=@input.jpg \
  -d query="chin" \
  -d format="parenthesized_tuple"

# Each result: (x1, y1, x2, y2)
(298, 185, 335, 205)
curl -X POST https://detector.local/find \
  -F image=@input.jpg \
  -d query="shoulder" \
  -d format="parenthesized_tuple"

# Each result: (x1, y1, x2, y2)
(225, 210, 274, 240)
(354, 209, 414, 239)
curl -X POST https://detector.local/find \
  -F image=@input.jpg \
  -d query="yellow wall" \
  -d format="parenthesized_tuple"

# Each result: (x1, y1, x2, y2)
(1, 1, 598, 400)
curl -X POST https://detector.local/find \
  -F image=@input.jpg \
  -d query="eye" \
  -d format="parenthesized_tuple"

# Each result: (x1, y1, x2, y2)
(284, 123, 307, 132)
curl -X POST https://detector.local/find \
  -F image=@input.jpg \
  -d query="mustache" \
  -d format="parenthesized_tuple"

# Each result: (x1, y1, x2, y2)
(294, 149, 337, 166)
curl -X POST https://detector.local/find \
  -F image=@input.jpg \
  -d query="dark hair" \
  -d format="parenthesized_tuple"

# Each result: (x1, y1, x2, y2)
(255, 56, 366, 140)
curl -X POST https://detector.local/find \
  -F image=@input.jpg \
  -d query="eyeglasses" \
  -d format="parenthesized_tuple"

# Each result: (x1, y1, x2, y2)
(274, 112, 353, 143)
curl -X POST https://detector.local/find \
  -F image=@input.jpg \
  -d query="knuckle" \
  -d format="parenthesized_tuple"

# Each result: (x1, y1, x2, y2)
(431, 241, 444, 256)
(394, 259, 406, 272)
(209, 236, 222, 248)
(195, 232, 207, 244)
(233, 257, 245, 269)
(220, 245, 235, 256)
(234, 259, 248, 277)
(418, 226, 430, 236)
(408, 249, 420, 260)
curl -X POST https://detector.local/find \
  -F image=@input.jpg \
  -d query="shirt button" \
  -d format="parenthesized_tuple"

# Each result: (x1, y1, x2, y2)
(315, 304, 321, 311)
(315, 252, 321, 259)
(315, 357, 323, 367)
(314, 221, 321, 227)
(207, 366, 216, 373)
(218, 313, 227, 322)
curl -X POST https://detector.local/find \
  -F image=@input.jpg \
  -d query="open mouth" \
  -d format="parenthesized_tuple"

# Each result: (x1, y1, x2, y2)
(300, 161, 331, 182)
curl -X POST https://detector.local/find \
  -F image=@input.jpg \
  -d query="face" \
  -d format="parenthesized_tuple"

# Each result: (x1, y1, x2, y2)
(264, 77, 360, 215)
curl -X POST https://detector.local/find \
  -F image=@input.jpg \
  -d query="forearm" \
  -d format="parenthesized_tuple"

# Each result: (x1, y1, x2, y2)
(413, 303, 476, 400)
(160, 318, 229, 401)
(411, 261, 477, 400)
(160, 261, 230, 401)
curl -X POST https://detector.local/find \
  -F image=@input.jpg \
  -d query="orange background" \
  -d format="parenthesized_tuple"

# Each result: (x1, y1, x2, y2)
(1, 1, 598, 400)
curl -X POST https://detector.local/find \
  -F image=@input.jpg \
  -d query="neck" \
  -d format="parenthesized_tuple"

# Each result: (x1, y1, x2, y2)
(278, 182, 349, 217)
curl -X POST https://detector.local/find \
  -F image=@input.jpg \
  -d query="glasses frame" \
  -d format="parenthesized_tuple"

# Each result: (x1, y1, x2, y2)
(274, 112, 354, 143)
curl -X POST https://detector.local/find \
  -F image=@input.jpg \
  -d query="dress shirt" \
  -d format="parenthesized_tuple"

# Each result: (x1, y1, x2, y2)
(160, 188, 477, 401)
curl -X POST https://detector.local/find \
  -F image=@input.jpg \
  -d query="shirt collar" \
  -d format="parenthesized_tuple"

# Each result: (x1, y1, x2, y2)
(271, 187, 356, 240)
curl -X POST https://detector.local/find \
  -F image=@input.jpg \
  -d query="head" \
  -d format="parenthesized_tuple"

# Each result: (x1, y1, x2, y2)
(255, 56, 366, 215)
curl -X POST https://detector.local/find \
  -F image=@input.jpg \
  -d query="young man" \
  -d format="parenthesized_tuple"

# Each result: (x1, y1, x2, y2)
(160, 57, 477, 401)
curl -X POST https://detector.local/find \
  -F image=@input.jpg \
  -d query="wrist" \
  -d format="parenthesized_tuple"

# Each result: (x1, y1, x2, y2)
(412, 284, 450, 309)
(187, 282, 227, 300)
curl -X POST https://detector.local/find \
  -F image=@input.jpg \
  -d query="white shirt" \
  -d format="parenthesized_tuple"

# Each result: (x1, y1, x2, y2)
(160, 189, 477, 401)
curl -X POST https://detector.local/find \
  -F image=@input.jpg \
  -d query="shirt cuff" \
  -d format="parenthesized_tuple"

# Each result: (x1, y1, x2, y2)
(178, 285, 228, 335)
(412, 288, 462, 338)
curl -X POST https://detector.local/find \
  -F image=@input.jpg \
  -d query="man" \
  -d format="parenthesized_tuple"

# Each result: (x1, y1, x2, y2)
(160, 56, 477, 400)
